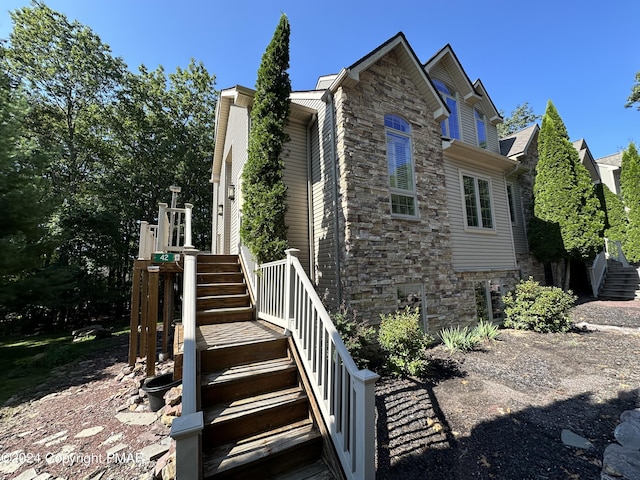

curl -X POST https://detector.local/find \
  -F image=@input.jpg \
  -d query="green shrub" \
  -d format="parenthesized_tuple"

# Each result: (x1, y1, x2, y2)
(502, 277, 576, 333)
(378, 307, 435, 377)
(331, 307, 380, 370)
(472, 319, 500, 341)
(440, 326, 480, 353)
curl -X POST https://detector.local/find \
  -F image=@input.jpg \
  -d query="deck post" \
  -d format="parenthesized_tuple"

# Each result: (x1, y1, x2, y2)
(352, 369, 380, 480)
(128, 265, 142, 366)
(284, 249, 300, 333)
(171, 247, 202, 479)
(146, 266, 160, 378)
(140, 268, 149, 358)
(162, 272, 174, 356)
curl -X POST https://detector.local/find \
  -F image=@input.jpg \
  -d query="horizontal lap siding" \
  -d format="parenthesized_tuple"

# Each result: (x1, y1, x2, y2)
(283, 119, 311, 275)
(444, 157, 517, 271)
(507, 180, 529, 253)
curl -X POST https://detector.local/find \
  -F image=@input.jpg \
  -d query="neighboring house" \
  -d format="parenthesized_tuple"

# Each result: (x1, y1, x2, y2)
(596, 151, 623, 195)
(212, 33, 542, 331)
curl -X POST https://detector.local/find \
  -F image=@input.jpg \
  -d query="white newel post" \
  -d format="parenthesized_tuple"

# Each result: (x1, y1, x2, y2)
(284, 249, 299, 334)
(353, 369, 380, 480)
(171, 247, 203, 479)
(156, 203, 168, 252)
(138, 221, 149, 260)
(184, 203, 193, 249)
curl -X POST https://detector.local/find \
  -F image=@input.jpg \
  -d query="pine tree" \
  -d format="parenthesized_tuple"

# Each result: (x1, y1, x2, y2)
(600, 184, 628, 244)
(240, 14, 291, 264)
(530, 101, 605, 288)
(620, 142, 640, 262)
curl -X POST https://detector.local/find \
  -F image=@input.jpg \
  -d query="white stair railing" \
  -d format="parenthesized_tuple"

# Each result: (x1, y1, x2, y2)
(256, 249, 379, 480)
(169, 211, 203, 479)
(589, 250, 607, 298)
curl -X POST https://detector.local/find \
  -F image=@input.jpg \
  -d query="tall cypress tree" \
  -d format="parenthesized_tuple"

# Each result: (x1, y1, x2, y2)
(240, 14, 291, 264)
(530, 100, 605, 288)
(620, 142, 640, 262)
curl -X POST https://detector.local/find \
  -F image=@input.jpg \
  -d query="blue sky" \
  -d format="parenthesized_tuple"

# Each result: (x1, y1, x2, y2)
(1, 0, 639, 160)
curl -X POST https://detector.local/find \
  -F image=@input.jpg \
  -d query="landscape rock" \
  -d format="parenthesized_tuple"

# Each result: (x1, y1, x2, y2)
(163, 386, 182, 407)
(561, 429, 594, 450)
(115, 412, 157, 426)
(615, 421, 640, 450)
(602, 443, 640, 480)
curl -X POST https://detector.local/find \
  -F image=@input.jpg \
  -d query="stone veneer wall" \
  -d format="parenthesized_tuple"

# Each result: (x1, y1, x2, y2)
(512, 129, 547, 283)
(330, 49, 472, 332)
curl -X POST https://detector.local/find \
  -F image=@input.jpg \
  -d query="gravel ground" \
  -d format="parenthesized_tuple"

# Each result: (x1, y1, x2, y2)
(375, 299, 640, 480)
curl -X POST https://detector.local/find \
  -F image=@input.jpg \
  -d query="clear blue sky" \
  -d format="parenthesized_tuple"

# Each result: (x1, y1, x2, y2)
(1, 0, 639, 159)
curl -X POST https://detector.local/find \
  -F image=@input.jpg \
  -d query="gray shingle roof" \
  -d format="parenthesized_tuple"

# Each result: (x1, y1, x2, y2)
(596, 151, 623, 167)
(499, 124, 538, 157)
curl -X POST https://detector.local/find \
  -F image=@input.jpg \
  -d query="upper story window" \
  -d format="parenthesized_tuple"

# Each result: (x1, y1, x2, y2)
(433, 79, 460, 140)
(385, 114, 417, 217)
(506, 183, 516, 224)
(475, 108, 487, 149)
(462, 173, 494, 229)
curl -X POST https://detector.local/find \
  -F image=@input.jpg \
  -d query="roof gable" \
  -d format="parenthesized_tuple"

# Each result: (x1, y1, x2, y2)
(325, 32, 448, 122)
(499, 124, 539, 158)
(424, 44, 481, 105)
(473, 79, 502, 125)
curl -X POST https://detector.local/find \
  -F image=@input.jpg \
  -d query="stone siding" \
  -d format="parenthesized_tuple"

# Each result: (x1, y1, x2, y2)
(331, 49, 469, 331)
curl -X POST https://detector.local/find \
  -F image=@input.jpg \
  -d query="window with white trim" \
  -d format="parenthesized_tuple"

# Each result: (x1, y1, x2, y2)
(475, 279, 504, 321)
(433, 79, 460, 140)
(462, 173, 494, 229)
(385, 114, 417, 217)
(474, 108, 487, 149)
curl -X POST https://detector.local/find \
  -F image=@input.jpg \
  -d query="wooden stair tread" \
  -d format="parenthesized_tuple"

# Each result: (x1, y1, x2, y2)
(203, 419, 320, 477)
(197, 321, 285, 350)
(204, 386, 306, 425)
(202, 357, 295, 387)
(198, 306, 254, 315)
(198, 293, 250, 300)
(271, 459, 335, 480)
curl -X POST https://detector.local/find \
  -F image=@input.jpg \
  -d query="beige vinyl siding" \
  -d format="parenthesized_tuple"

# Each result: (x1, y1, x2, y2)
(444, 157, 517, 271)
(486, 121, 500, 153)
(283, 118, 311, 275)
(220, 104, 249, 255)
(306, 98, 339, 306)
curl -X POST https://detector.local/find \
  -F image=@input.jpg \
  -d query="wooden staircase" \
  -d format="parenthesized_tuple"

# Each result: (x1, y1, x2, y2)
(599, 259, 640, 301)
(193, 254, 339, 480)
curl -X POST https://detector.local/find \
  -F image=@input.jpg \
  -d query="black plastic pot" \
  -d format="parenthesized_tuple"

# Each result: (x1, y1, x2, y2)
(141, 373, 181, 412)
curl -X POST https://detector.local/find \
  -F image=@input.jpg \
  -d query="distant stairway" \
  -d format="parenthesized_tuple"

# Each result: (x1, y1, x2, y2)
(194, 254, 339, 480)
(598, 260, 640, 300)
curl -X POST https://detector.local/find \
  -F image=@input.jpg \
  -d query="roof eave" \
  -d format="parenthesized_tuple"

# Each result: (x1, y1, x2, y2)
(443, 139, 519, 172)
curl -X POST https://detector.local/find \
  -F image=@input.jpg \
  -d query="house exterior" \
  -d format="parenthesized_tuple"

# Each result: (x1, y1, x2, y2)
(212, 33, 541, 331)
(596, 151, 623, 195)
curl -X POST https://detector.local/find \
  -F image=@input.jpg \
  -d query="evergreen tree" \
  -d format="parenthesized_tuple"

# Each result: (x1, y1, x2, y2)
(600, 183, 628, 244)
(240, 14, 291, 264)
(620, 142, 640, 262)
(530, 101, 605, 288)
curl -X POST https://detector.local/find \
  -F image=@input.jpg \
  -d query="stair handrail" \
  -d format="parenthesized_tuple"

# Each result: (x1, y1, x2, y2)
(156, 202, 191, 253)
(137, 221, 158, 260)
(170, 212, 203, 479)
(239, 244, 258, 308)
(256, 249, 379, 480)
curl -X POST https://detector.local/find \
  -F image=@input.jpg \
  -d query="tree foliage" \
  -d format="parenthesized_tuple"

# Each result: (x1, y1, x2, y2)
(1, 2, 217, 329)
(599, 183, 627, 244)
(497, 102, 541, 138)
(240, 14, 291, 264)
(625, 72, 640, 110)
(530, 101, 604, 287)
(620, 142, 640, 262)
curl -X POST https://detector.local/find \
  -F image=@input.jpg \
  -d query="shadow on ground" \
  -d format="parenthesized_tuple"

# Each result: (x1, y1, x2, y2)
(376, 377, 638, 480)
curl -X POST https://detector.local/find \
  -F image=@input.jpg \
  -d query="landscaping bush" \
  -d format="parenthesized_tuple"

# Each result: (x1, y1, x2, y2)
(473, 319, 500, 341)
(502, 277, 576, 333)
(331, 306, 381, 370)
(440, 325, 480, 353)
(378, 307, 435, 377)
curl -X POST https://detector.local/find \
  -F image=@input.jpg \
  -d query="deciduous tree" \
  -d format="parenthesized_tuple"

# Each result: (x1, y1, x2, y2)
(498, 102, 540, 138)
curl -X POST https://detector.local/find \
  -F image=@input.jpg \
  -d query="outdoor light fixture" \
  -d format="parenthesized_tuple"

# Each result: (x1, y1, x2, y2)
(217, 204, 224, 216)
(227, 184, 236, 201)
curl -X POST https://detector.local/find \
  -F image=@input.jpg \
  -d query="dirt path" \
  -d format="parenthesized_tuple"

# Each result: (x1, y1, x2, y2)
(376, 300, 640, 479)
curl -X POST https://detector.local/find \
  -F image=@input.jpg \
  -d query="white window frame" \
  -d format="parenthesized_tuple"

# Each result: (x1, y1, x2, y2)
(385, 114, 418, 219)
(460, 171, 495, 232)
(474, 108, 487, 149)
(433, 79, 461, 140)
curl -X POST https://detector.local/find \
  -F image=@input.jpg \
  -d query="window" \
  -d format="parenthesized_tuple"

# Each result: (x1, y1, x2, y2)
(433, 79, 460, 140)
(385, 114, 417, 217)
(475, 108, 487, 149)
(462, 174, 493, 229)
(475, 279, 503, 321)
(396, 284, 426, 329)
(506, 183, 516, 224)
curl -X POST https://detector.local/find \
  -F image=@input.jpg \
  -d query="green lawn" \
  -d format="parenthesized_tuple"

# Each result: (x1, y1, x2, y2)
(0, 325, 130, 406)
